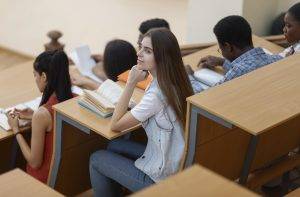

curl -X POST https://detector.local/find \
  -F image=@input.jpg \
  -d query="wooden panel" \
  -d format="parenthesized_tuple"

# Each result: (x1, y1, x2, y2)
(54, 124, 107, 196)
(188, 54, 300, 135)
(195, 126, 251, 180)
(132, 165, 258, 197)
(0, 169, 63, 197)
(61, 121, 98, 151)
(197, 115, 232, 144)
(0, 130, 30, 174)
(251, 115, 300, 170)
(0, 137, 14, 174)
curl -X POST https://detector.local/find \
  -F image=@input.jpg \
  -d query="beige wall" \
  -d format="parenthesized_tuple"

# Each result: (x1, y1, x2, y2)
(186, 0, 244, 44)
(277, 0, 299, 13)
(243, 0, 299, 36)
(0, 0, 298, 56)
(0, 0, 188, 56)
(243, 0, 279, 36)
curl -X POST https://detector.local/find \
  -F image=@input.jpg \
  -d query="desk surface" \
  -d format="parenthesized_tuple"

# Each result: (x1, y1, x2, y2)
(0, 169, 63, 197)
(132, 165, 257, 197)
(0, 60, 40, 136)
(188, 54, 300, 135)
(53, 83, 145, 140)
(183, 35, 284, 70)
(0, 61, 40, 109)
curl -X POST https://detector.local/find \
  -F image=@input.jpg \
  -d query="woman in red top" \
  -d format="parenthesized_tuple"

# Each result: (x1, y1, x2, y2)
(7, 50, 73, 183)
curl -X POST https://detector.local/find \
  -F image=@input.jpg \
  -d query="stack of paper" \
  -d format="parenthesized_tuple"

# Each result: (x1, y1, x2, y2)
(69, 45, 102, 83)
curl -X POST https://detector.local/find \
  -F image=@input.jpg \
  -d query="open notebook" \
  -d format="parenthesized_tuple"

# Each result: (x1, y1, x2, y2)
(78, 79, 136, 118)
(0, 97, 42, 131)
(193, 68, 224, 89)
(69, 45, 102, 83)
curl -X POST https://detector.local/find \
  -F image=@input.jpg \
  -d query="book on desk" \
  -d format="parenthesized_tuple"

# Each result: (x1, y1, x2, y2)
(78, 79, 136, 118)
(193, 68, 224, 89)
(0, 97, 41, 131)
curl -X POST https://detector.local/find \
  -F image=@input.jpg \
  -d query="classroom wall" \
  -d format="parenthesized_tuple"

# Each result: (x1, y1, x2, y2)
(243, 0, 279, 36)
(0, 0, 297, 56)
(186, 0, 244, 44)
(0, 0, 188, 56)
(277, 0, 299, 14)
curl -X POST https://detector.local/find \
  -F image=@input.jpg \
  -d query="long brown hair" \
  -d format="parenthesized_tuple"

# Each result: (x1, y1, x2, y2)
(144, 28, 193, 125)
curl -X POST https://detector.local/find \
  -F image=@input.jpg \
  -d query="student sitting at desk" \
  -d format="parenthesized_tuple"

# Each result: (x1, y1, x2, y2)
(187, 16, 282, 86)
(280, 2, 300, 57)
(71, 39, 137, 90)
(7, 50, 74, 183)
(89, 28, 194, 197)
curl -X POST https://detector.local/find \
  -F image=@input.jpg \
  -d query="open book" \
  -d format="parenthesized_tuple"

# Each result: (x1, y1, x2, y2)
(0, 97, 41, 131)
(193, 68, 224, 89)
(69, 45, 102, 83)
(78, 79, 136, 118)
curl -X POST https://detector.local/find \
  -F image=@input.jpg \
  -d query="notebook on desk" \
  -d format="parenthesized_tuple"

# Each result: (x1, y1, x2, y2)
(193, 68, 224, 89)
(0, 97, 41, 131)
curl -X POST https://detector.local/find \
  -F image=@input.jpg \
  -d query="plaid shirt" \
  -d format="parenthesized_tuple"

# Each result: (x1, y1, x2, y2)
(218, 47, 282, 84)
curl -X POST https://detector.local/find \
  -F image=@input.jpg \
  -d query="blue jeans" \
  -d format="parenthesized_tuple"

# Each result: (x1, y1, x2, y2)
(89, 139, 155, 197)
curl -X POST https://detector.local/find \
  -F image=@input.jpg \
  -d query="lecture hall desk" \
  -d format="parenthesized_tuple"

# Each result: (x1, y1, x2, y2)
(183, 54, 300, 187)
(132, 165, 258, 197)
(0, 168, 63, 197)
(48, 83, 144, 195)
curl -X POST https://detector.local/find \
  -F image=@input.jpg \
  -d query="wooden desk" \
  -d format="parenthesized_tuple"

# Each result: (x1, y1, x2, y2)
(183, 35, 284, 71)
(133, 165, 257, 197)
(48, 84, 144, 195)
(286, 188, 300, 197)
(183, 54, 300, 186)
(0, 169, 63, 197)
(0, 60, 40, 109)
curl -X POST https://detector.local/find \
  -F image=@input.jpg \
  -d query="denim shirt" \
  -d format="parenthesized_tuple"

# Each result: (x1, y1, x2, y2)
(218, 47, 282, 84)
(131, 79, 185, 182)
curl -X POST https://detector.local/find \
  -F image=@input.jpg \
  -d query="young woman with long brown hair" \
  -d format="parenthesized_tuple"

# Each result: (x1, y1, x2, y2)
(89, 28, 193, 197)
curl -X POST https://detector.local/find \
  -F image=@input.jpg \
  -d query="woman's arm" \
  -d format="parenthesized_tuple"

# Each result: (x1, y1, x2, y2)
(8, 107, 51, 169)
(110, 66, 147, 132)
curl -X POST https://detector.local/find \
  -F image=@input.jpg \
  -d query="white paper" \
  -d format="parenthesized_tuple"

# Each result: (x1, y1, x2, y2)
(0, 109, 30, 131)
(97, 79, 124, 105)
(0, 97, 42, 131)
(72, 86, 84, 96)
(70, 45, 102, 83)
(194, 68, 224, 87)
(262, 48, 273, 55)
